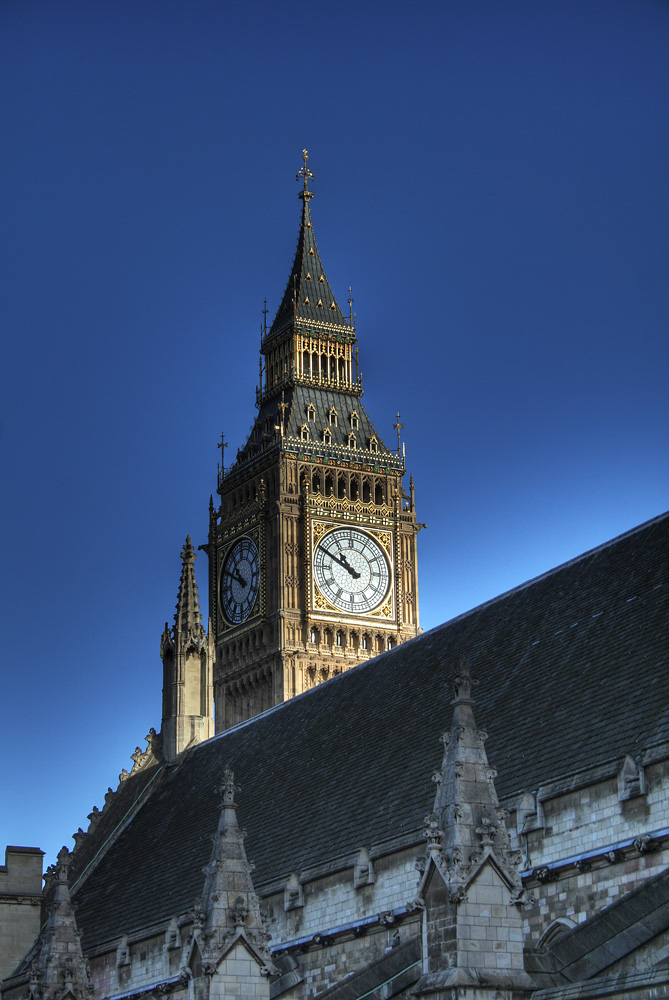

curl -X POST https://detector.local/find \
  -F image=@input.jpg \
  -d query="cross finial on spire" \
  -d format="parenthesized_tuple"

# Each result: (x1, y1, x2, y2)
(296, 148, 314, 201)
(218, 432, 228, 478)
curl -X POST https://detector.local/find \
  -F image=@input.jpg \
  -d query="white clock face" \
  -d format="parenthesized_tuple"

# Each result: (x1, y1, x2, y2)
(220, 537, 260, 625)
(314, 527, 390, 614)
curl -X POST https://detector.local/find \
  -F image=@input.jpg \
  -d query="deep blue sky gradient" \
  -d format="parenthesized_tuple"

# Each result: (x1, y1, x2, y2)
(1, 0, 668, 871)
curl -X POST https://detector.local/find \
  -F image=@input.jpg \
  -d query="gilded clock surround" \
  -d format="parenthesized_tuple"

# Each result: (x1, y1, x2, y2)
(208, 152, 420, 731)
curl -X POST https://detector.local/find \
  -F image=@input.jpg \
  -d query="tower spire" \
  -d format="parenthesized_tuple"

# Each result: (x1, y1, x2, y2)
(265, 149, 349, 342)
(161, 538, 214, 761)
(174, 535, 202, 638)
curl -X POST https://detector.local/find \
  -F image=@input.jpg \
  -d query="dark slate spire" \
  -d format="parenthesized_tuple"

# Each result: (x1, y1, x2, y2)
(30, 848, 93, 1000)
(266, 149, 349, 340)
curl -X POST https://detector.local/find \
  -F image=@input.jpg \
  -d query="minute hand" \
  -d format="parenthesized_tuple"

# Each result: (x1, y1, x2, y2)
(330, 550, 361, 579)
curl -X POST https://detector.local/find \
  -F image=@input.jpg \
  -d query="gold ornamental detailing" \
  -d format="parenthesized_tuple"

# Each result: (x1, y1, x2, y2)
(379, 532, 392, 553)
(296, 148, 314, 197)
(312, 522, 327, 544)
(315, 593, 326, 609)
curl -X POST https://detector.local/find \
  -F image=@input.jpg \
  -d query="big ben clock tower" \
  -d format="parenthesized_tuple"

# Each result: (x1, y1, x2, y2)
(209, 151, 420, 731)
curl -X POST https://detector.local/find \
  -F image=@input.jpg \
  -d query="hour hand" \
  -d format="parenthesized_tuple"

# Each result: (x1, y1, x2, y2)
(228, 569, 247, 587)
(331, 551, 361, 579)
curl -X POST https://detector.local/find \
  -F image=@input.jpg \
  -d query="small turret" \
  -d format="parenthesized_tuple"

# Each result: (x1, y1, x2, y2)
(160, 537, 214, 761)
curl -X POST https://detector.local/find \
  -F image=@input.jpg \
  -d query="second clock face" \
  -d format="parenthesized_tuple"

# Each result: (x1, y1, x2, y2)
(314, 527, 390, 614)
(220, 537, 260, 625)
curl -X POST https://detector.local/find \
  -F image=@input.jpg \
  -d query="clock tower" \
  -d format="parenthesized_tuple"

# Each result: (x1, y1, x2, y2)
(209, 151, 420, 731)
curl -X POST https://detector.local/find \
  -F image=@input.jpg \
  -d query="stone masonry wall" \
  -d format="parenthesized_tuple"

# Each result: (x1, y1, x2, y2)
(208, 941, 270, 1000)
(505, 759, 669, 946)
(0, 847, 43, 983)
(262, 846, 421, 948)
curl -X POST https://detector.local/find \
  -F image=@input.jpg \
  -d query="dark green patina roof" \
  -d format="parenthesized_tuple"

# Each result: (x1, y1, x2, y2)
(70, 512, 669, 952)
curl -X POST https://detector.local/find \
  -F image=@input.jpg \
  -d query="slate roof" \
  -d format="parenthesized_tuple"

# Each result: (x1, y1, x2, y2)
(527, 865, 669, 987)
(315, 937, 421, 999)
(71, 512, 669, 953)
(230, 384, 394, 476)
(266, 189, 349, 341)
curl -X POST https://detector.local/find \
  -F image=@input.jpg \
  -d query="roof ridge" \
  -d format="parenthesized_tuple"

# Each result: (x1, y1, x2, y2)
(426, 510, 669, 640)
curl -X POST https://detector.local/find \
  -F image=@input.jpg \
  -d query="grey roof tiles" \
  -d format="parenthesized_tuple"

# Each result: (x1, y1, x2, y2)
(71, 512, 669, 953)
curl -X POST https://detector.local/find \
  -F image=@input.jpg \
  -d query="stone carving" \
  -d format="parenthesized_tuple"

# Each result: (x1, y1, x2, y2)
(533, 866, 559, 884)
(284, 872, 304, 911)
(353, 847, 375, 887)
(633, 835, 658, 855)
(618, 754, 646, 800)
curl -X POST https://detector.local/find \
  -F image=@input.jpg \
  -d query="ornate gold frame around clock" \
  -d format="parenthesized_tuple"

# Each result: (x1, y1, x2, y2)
(214, 519, 265, 637)
(308, 518, 396, 622)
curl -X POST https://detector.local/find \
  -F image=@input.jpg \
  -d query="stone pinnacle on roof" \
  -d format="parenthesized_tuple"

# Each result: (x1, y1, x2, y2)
(413, 661, 534, 998)
(29, 848, 93, 1000)
(174, 535, 204, 643)
(427, 657, 525, 895)
(266, 149, 349, 340)
(195, 769, 275, 975)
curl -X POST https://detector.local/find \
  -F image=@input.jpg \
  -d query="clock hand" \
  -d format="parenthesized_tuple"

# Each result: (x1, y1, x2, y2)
(329, 550, 361, 579)
(227, 569, 247, 587)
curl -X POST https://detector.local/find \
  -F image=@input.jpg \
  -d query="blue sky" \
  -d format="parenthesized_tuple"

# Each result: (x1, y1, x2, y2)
(1, 0, 667, 873)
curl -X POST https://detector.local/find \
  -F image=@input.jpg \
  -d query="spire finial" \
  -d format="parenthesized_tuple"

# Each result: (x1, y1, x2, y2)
(393, 411, 404, 454)
(217, 767, 240, 811)
(217, 432, 228, 479)
(296, 148, 314, 201)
